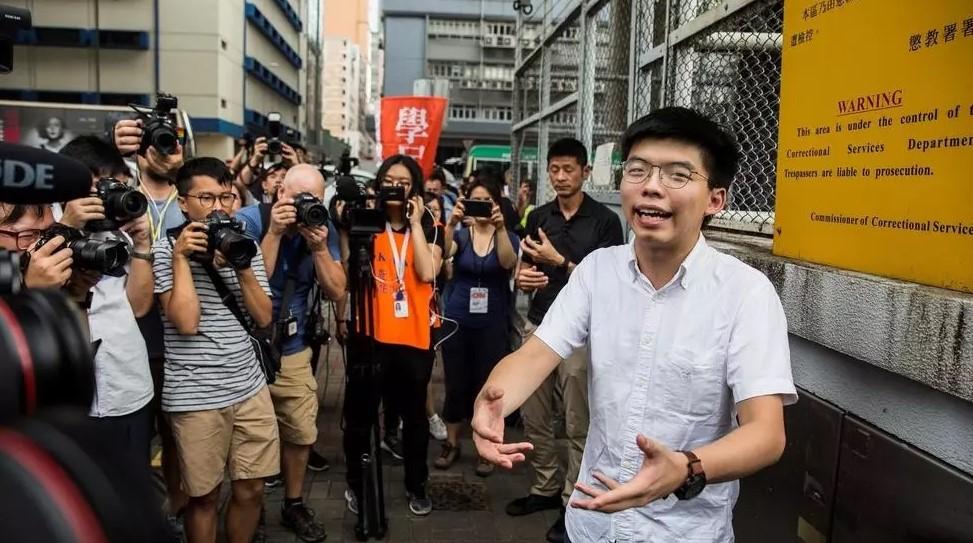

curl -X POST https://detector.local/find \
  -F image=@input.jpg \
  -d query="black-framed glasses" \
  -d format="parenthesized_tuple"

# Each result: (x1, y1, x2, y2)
(184, 192, 238, 208)
(0, 228, 43, 250)
(381, 176, 412, 188)
(620, 158, 708, 189)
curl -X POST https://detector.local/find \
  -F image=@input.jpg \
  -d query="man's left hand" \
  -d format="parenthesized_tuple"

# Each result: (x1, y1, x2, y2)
(299, 225, 329, 253)
(120, 213, 152, 252)
(571, 434, 688, 513)
(64, 269, 102, 301)
(522, 228, 565, 267)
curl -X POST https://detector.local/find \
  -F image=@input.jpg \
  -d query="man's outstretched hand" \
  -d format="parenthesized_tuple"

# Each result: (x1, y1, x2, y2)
(471, 385, 534, 469)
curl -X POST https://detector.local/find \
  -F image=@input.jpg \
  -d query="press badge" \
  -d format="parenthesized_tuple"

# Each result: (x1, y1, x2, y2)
(394, 290, 410, 319)
(469, 287, 489, 314)
(284, 315, 298, 338)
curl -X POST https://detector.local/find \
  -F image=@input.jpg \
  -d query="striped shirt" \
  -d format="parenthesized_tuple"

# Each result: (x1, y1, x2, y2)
(152, 238, 272, 412)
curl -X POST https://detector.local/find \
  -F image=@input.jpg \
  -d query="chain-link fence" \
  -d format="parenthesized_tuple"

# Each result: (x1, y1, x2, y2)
(513, 0, 784, 234)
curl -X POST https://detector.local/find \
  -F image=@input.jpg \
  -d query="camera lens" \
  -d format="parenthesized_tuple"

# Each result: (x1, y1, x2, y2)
(215, 230, 257, 265)
(0, 290, 94, 419)
(116, 190, 148, 220)
(0, 251, 21, 296)
(296, 194, 328, 227)
(68, 239, 130, 277)
(151, 128, 178, 155)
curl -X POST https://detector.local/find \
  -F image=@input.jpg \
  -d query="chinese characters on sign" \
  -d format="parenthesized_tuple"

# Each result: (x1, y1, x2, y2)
(909, 17, 973, 51)
(379, 97, 448, 177)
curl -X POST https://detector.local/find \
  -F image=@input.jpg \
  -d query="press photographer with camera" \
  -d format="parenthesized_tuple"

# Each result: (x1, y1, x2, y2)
(152, 157, 277, 543)
(340, 154, 445, 518)
(48, 136, 157, 468)
(0, 203, 72, 290)
(236, 163, 345, 542)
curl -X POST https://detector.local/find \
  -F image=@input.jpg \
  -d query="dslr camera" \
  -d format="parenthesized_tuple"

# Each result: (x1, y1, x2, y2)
(294, 192, 328, 227)
(192, 210, 257, 269)
(33, 224, 130, 277)
(85, 177, 148, 232)
(267, 112, 282, 156)
(132, 93, 180, 155)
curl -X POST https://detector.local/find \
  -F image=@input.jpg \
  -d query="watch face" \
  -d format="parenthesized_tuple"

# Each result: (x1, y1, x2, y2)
(675, 474, 706, 500)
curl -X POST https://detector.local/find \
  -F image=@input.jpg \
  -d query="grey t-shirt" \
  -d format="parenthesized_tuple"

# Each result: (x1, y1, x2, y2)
(151, 238, 272, 412)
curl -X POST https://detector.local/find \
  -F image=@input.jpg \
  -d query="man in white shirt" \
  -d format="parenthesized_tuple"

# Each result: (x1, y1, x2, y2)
(472, 107, 796, 542)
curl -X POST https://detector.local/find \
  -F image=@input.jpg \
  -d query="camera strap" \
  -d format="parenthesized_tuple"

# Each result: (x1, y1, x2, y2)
(201, 263, 254, 334)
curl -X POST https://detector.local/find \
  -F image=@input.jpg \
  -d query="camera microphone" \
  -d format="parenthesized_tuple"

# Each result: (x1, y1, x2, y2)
(0, 143, 93, 204)
(335, 176, 365, 202)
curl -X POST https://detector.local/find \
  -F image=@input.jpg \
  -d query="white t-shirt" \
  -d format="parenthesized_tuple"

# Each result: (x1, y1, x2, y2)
(535, 234, 796, 543)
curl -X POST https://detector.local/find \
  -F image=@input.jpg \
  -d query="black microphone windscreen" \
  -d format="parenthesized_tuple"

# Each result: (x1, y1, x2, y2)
(0, 143, 92, 204)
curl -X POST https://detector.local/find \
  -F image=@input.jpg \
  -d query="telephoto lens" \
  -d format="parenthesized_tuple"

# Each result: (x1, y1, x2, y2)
(86, 177, 148, 232)
(204, 210, 257, 269)
(0, 250, 22, 296)
(294, 192, 329, 227)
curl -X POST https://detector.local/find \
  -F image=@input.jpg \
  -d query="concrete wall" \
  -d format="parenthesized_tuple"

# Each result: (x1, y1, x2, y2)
(383, 0, 517, 20)
(382, 17, 426, 96)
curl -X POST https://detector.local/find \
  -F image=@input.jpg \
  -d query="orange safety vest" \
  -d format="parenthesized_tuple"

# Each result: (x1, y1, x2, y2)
(368, 226, 435, 350)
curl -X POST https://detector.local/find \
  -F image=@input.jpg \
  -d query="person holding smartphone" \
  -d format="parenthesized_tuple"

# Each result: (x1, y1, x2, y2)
(340, 154, 445, 517)
(435, 181, 519, 476)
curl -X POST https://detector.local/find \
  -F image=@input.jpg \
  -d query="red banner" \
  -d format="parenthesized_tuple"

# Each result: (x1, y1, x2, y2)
(378, 96, 447, 178)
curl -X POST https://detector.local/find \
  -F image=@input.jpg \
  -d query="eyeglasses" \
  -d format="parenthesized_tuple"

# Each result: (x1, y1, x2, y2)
(381, 177, 412, 187)
(0, 228, 43, 250)
(620, 158, 708, 189)
(185, 192, 238, 208)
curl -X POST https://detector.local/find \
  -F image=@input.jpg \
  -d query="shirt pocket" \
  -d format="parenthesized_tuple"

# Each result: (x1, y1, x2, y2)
(658, 347, 725, 419)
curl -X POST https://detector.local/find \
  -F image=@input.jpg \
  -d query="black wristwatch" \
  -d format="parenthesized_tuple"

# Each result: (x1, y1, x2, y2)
(673, 450, 707, 500)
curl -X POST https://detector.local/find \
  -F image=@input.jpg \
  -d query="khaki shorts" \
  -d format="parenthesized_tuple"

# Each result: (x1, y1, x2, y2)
(168, 386, 280, 497)
(268, 347, 319, 446)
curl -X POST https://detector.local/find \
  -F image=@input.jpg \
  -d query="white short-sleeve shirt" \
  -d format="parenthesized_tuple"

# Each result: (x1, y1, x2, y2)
(534, 234, 796, 543)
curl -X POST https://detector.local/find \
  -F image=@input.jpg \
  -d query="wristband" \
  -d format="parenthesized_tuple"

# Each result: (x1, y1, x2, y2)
(131, 251, 154, 263)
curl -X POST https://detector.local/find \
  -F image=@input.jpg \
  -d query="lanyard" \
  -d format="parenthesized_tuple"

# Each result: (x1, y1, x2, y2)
(141, 186, 177, 242)
(385, 223, 410, 292)
(469, 227, 495, 286)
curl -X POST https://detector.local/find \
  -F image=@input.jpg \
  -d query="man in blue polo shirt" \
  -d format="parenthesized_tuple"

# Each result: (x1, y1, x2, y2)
(237, 164, 346, 542)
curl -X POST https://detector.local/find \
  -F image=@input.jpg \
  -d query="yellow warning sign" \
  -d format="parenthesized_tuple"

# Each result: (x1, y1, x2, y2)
(773, 0, 973, 293)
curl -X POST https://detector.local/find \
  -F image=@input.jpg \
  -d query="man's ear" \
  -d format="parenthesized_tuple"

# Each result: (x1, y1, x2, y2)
(705, 187, 727, 219)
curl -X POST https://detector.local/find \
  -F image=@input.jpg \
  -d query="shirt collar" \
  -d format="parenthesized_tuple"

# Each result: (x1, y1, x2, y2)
(626, 233, 710, 290)
(550, 192, 591, 218)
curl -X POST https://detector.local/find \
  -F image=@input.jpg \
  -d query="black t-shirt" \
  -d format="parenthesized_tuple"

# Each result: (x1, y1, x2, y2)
(523, 193, 625, 325)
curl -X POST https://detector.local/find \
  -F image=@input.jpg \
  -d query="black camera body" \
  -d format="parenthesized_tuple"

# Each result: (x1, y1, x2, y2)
(135, 93, 179, 156)
(294, 192, 328, 227)
(379, 185, 406, 203)
(267, 112, 282, 156)
(86, 177, 148, 232)
(0, 5, 30, 74)
(34, 224, 129, 277)
(193, 211, 257, 269)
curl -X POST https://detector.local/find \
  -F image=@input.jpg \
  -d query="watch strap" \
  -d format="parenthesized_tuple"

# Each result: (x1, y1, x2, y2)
(131, 250, 155, 263)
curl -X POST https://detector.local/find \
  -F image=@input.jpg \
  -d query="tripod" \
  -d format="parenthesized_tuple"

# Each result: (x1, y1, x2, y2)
(343, 233, 388, 541)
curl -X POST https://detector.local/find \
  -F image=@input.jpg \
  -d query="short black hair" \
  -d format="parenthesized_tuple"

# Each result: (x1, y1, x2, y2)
(520, 178, 537, 197)
(620, 106, 740, 191)
(373, 154, 424, 200)
(547, 137, 588, 168)
(0, 204, 46, 227)
(427, 167, 446, 185)
(472, 167, 504, 194)
(59, 135, 129, 179)
(174, 157, 234, 196)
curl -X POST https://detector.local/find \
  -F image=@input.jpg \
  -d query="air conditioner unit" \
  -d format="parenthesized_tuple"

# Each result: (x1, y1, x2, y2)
(499, 36, 514, 47)
(483, 35, 496, 46)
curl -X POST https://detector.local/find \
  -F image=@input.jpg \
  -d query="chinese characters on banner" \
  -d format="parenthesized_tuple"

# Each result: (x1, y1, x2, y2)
(378, 96, 447, 177)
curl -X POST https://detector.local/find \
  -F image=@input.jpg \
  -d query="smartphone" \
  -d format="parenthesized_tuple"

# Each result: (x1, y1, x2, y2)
(379, 185, 406, 203)
(267, 112, 282, 155)
(462, 199, 493, 218)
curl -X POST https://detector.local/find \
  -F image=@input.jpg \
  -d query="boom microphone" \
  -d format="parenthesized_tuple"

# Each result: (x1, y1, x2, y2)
(0, 143, 93, 204)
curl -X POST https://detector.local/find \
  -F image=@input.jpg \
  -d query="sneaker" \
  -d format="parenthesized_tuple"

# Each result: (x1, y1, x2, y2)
(381, 434, 404, 460)
(307, 451, 330, 472)
(505, 493, 562, 517)
(264, 474, 283, 489)
(474, 458, 495, 478)
(545, 508, 566, 543)
(406, 489, 433, 516)
(433, 442, 460, 470)
(428, 413, 448, 441)
(344, 489, 359, 515)
(280, 502, 327, 542)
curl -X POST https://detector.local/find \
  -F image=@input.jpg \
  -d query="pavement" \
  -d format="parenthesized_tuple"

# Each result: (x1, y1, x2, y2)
(255, 338, 561, 543)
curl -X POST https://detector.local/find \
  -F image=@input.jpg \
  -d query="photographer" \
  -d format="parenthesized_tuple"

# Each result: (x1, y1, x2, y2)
(0, 203, 72, 290)
(115, 116, 189, 528)
(236, 164, 345, 542)
(341, 154, 444, 518)
(153, 157, 276, 543)
(55, 136, 156, 467)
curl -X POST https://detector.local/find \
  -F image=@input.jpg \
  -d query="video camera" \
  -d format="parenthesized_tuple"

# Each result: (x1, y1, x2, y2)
(33, 224, 131, 278)
(131, 93, 180, 156)
(85, 177, 148, 232)
(332, 176, 385, 236)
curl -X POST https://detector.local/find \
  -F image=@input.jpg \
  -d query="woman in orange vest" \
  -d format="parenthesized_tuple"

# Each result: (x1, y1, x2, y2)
(342, 154, 444, 518)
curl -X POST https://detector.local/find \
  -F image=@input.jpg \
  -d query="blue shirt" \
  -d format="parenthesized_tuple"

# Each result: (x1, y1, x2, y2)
(236, 204, 342, 355)
(444, 228, 519, 329)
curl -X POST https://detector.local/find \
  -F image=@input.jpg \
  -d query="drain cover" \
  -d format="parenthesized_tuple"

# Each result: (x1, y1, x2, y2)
(426, 477, 491, 511)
